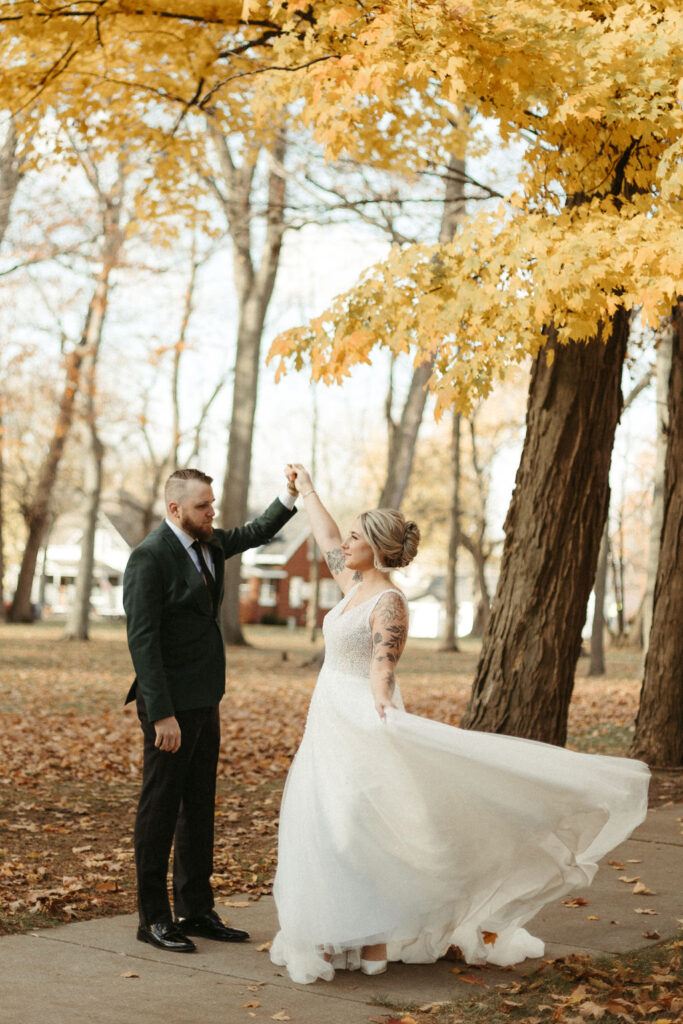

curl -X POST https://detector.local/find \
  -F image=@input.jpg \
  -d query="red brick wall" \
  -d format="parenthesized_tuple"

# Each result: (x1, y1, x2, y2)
(239, 540, 335, 627)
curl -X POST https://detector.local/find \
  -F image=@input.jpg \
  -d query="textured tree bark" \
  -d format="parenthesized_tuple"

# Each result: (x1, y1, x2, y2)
(630, 299, 683, 767)
(213, 130, 287, 645)
(641, 324, 673, 660)
(461, 312, 629, 744)
(588, 522, 609, 676)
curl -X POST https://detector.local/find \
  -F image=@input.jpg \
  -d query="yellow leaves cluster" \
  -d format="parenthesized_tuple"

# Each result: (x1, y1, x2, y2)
(269, 198, 682, 415)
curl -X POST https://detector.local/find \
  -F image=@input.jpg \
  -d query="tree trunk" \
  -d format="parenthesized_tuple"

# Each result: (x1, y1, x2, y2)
(461, 312, 629, 744)
(588, 521, 609, 675)
(8, 261, 117, 623)
(630, 298, 683, 767)
(442, 410, 461, 650)
(8, 347, 85, 622)
(0, 118, 22, 247)
(0, 404, 5, 617)
(213, 131, 287, 645)
(377, 153, 466, 510)
(378, 360, 434, 508)
(63, 343, 105, 641)
(641, 323, 672, 661)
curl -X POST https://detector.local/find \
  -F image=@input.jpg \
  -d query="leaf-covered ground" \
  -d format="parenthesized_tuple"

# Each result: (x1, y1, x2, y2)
(0, 621, 680, 938)
(374, 939, 682, 1024)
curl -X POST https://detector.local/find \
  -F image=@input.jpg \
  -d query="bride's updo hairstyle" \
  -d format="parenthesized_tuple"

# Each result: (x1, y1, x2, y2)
(359, 509, 420, 573)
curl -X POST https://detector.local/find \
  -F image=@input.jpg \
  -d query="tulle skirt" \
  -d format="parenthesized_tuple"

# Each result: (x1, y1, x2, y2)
(270, 666, 649, 985)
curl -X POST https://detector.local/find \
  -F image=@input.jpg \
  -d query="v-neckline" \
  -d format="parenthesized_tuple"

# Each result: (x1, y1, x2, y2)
(338, 584, 401, 618)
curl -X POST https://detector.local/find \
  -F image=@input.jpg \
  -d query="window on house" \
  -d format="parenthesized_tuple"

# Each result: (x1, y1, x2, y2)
(259, 580, 278, 607)
(289, 576, 304, 608)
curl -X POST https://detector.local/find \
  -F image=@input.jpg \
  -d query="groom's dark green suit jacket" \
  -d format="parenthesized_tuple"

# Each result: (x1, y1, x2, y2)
(123, 499, 295, 723)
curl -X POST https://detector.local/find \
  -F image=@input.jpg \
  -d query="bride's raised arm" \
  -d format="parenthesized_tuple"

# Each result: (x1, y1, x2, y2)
(286, 463, 356, 595)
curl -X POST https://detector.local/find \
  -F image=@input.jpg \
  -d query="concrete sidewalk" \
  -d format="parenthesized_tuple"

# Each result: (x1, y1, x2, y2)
(2, 804, 680, 1024)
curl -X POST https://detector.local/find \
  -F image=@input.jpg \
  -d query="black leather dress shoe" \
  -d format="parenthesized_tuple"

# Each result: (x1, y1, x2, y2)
(137, 922, 197, 953)
(176, 909, 249, 942)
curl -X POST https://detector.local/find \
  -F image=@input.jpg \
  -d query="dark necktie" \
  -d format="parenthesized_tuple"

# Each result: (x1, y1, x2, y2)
(191, 540, 217, 605)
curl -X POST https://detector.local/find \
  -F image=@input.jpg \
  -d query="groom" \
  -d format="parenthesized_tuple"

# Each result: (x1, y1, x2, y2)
(123, 468, 296, 952)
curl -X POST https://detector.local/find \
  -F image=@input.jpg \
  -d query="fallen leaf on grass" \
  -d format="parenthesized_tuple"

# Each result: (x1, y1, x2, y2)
(501, 998, 524, 1011)
(94, 880, 118, 892)
(578, 1000, 605, 1019)
(643, 930, 661, 940)
(419, 1003, 447, 1012)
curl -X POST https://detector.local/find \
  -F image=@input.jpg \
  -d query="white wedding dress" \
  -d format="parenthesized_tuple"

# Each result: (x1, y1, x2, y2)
(270, 586, 650, 985)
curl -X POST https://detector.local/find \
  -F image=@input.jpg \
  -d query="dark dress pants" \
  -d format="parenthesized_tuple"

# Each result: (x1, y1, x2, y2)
(134, 693, 220, 925)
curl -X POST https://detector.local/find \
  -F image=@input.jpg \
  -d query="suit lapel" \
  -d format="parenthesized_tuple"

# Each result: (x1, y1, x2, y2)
(160, 523, 214, 615)
(206, 536, 225, 603)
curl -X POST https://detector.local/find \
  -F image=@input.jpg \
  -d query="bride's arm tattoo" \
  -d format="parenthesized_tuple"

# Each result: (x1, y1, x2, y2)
(371, 593, 408, 669)
(326, 547, 346, 575)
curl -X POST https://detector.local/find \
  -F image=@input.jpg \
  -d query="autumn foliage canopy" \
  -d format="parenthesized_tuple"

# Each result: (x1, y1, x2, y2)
(1, 1, 681, 412)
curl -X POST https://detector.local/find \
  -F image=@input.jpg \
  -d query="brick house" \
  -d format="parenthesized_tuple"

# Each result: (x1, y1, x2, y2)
(240, 519, 341, 627)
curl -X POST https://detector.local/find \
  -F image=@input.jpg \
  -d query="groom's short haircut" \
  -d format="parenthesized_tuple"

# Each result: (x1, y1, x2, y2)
(165, 468, 213, 507)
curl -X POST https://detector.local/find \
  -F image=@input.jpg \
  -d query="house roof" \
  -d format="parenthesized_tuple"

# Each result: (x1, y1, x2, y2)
(242, 516, 312, 567)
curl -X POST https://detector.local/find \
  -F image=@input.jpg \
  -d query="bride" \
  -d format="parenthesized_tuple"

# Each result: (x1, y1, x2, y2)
(269, 464, 650, 986)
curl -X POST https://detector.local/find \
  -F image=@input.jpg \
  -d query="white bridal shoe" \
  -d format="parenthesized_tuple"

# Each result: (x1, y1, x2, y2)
(360, 958, 388, 976)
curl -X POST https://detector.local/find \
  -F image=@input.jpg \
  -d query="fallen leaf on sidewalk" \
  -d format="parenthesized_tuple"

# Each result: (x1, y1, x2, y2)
(634, 908, 658, 915)
(643, 930, 661, 940)
(120, 971, 139, 979)
(625, 859, 642, 864)
(224, 899, 250, 907)
(587, 915, 599, 920)
(459, 974, 485, 984)
(256, 941, 272, 951)
(631, 881, 656, 895)
(270, 1013, 291, 1022)
(243, 1001, 260, 1008)
(562, 897, 589, 907)
(608, 860, 624, 869)
(618, 876, 640, 884)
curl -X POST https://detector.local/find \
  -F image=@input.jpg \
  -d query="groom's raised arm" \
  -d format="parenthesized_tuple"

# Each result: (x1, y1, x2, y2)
(213, 493, 296, 559)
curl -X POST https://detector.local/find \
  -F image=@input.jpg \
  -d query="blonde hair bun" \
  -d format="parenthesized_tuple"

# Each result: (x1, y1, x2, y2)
(359, 509, 421, 571)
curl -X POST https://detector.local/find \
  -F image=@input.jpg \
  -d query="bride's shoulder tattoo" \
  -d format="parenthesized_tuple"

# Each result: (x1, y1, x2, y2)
(326, 548, 345, 575)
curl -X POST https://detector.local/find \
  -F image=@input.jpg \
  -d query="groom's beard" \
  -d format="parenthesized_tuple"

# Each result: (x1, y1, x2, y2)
(180, 514, 214, 542)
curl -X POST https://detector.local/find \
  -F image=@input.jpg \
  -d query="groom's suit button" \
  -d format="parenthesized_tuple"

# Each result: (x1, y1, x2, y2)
(176, 909, 250, 942)
(137, 922, 197, 952)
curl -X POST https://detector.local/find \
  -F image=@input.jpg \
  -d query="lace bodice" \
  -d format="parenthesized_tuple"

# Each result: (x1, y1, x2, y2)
(322, 585, 405, 678)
